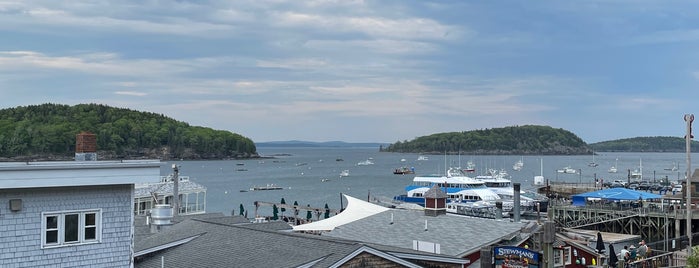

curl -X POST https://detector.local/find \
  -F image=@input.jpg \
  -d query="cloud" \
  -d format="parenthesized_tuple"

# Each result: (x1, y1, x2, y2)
(114, 91, 147, 97)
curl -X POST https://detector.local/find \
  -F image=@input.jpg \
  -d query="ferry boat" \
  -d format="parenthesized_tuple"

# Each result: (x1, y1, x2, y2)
(393, 167, 501, 205)
(475, 169, 549, 212)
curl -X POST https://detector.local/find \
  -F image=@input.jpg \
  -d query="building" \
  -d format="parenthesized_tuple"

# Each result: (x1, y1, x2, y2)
(294, 194, 530, 266)
(133, 214, 470, 267)
(133, 174, 207, 216)
(0, 160, 161, 267)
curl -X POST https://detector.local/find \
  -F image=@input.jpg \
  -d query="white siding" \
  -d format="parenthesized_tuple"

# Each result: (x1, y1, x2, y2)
(0, 185, 133, 267)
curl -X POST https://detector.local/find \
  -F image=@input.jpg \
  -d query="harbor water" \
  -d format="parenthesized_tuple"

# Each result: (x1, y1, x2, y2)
(160, 147, 699, 217)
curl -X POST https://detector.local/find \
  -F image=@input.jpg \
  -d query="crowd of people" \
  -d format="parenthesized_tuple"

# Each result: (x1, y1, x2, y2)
(617, 240, 651, 268)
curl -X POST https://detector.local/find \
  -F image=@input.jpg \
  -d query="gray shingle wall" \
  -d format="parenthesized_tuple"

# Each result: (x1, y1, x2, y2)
(0, 185, 133, 267)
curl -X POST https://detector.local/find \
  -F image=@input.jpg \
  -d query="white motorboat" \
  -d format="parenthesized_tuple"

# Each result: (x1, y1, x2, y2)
(557, 166, 577, 174)
(339, 170, 350, 177)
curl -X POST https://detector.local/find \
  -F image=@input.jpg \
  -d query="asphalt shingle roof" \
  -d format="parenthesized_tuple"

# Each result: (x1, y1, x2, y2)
(134, 217, 465, 268)
(323, 209, 526, 257)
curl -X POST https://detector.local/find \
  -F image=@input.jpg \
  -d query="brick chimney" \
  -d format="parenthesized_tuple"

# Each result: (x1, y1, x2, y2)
(75, 132, 97, 161)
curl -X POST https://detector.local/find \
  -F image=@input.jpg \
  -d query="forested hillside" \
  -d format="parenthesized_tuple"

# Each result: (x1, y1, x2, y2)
(0, 103, 257, 160)
(590, 136, 699, 152)
(382, 125, 591, 155)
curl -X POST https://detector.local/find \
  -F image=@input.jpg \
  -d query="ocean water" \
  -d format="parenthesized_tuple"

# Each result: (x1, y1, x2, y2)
(160, 147, 699, 216)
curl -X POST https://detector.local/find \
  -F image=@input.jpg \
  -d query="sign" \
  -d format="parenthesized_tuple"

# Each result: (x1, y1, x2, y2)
(493, 246, 541, 268)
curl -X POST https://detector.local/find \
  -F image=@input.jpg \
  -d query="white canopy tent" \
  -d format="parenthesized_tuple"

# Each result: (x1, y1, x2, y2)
(292, 194, 390, 232)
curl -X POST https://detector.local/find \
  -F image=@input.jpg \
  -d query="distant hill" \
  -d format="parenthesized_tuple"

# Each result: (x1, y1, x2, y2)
(381, 125, 591, 155)
(256, 140, 389, 148)
(0, 103, 257, 160)
(590, 136, 699, 152)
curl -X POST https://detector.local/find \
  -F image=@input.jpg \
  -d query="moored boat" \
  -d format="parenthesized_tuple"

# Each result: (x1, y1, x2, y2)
(392, 167, 501, 205)
(393, 166, 415, 175)
(250, 184, 284, 191)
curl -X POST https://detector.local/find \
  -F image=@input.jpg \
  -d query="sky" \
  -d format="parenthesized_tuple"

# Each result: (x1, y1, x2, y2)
(2, 1, 699, 144)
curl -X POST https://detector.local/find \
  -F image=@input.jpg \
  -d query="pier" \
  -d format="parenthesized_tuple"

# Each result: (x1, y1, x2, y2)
(547, 193, 699, 252)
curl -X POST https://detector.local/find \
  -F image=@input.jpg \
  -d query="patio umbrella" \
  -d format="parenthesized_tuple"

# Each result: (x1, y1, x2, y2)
(324, 203, 330, 219)
(608, 244, 618, 267)
(596, 232, 606, 253)
(280, 198, 286, 216)
(272, 204, 279, 220)
(239, 204, 245, 216)
(306, 204, 312, 220)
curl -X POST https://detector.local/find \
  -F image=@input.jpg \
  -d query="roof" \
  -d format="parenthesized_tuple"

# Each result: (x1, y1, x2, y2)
(424, 184, 448, 198)
(0, 160, 161, 189)
(571, 188, 662, 201)
(292, 194, 389, 231)
(320, 206, 526, 257)
(133, 216, 468, 268)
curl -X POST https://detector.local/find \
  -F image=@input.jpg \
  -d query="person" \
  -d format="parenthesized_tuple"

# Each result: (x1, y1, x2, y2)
(637, 240, 648, 259)
(619, 245, 630, 267)
(629, 245, 637, 261)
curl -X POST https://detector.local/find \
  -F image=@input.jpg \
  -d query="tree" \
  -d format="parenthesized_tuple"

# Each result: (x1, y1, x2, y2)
(689, 246, 699, 268)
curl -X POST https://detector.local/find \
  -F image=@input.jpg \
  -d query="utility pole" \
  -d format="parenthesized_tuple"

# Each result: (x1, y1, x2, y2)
(685, 114, 693, 254)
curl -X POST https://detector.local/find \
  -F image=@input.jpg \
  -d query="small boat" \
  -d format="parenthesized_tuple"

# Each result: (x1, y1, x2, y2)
(335, 157, 344, 161)
(512, 157, 524, 171)
(608, 158, 618, 173)
(393, 166, 415, 175)
(588, 153, 598, 167)
(339, 170, 350, 177)
(321, 178, 331, 182)
(400, 158, 406, 162)
(417, 155, 429, 161)
(463, 161, 476, 173)
(357, 159, 375, 166)
(557, 166, 577, 174)
(236, 168, 248, 171)
(664, 162, 678, 171)
(236, 163, 245, 166)
(250, 184, 283, 191)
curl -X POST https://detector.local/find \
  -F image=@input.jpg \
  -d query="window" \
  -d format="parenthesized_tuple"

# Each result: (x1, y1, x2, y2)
(553, 247, 572, 267)
(42, 209, 101, 248)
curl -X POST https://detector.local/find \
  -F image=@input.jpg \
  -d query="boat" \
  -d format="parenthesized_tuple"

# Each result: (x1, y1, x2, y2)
(357, 159, 375, 166)
(608, 158, 618, 173)
(588, 153, 598, 167)
(393, 166, 415, 175)
(236, 168, 248, 171)
(321, 178, 331, 182)
(393, 167, 501, 206)
(340, 170, 350, 177)
(417, 155, 429, 161)
(557, 166, 577, 174)
(336, 157, 344, 161)
(400, 158, 406, 162)
(512, 157, 524, 171)
(533, 158, 545, 186)
(474, 168, 548, 212)
(463, 160, 476, 173)
(664, 162, 678, 171)
(250, 184, 283, 191)
(630, 158, 643, 179)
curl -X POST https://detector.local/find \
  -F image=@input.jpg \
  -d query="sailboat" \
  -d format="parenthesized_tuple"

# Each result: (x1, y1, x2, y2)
(664, 162, 678, 172)
(533, 158, 545, 186)
(630, 158, 642, 179)
(588, 153, 598, 167)
(512, 156, 524, 171)
(608, 158, 618, 173)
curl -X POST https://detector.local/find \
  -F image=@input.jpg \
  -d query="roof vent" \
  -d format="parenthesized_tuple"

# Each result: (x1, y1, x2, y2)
(149, 204, 173, 233)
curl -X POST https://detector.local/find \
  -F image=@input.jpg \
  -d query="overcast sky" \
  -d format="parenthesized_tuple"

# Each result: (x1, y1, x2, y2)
(2, 1, 699, 143)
